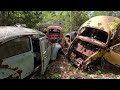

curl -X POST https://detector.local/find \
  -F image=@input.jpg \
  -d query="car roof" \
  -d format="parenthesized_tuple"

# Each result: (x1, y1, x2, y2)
(79, 16, 120, 34)
(47, 26, 62, 30)
(0, 26, 45, 42)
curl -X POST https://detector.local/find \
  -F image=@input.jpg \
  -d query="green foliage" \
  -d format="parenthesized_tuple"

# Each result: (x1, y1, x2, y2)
(1, 11, 120, 32)
(0, 11, 43, 28)
(70, 11, 89, 31)
(91, 11, 107, 17)
(90, 11, 120, 18)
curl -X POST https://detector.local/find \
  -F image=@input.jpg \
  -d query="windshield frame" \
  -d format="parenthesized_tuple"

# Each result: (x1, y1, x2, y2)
(79, 27, 109, 44)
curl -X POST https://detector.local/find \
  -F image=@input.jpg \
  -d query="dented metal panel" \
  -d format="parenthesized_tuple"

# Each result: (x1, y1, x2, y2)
(0, 26, 55, 79)
(51, 43, 62, 60)
(39, 36, 52, 74)
(67, 37, 104, 70)
(67, 16, 120, 70)
(0, 51, 34, 79)
(103, 43, 120, 67)
(79, 16, 120, 34)
(0, 26, 45, 42)
(0, 36, 34, 79)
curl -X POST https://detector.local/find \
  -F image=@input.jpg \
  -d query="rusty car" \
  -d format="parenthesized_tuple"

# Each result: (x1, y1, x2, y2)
(46, 25, 64, 44)
(46, 25, 68, 54)
(0, 26, 62, 79)
(66, 16, 120, 70)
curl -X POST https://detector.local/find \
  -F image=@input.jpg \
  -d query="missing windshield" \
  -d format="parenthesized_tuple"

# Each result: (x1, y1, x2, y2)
(80, 27, 108, 43)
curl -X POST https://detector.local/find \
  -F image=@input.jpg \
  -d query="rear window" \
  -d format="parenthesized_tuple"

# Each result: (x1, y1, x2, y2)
(49, 29, 60, 34)
(80, 27, 108, 43)
(0, 36, 31, 59)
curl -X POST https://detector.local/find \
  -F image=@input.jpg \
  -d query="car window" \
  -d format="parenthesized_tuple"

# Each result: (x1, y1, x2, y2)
(0, 36, 31, 59)
(80, 27, 108, 43)
(49, 29, 60, 34)
(113, 44, 120, 54)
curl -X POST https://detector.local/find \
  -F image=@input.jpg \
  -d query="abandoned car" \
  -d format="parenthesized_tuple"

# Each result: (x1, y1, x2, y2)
(0, 26, 62, 79)
(46, 25, 66, 43)
(66, 16, 120, 70)
(46, 25, 68, 52)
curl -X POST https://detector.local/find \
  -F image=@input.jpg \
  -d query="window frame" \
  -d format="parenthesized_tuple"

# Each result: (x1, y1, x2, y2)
(0, 36, 31, 59)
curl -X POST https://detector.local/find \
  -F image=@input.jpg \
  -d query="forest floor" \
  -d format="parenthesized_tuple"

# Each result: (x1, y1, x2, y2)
(31, 54, 120, 79)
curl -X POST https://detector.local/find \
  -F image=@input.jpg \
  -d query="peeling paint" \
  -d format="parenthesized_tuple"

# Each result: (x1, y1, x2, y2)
(67, 16, 120, 70)
(98, 23, 102, 26)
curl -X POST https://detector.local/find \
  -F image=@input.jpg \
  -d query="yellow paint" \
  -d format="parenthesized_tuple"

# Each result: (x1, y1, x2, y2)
(103, 49, 120, 66)
(109, 19, 120, 32)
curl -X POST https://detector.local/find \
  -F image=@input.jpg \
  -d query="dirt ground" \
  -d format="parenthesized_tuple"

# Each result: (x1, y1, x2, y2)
(30, 54, 120, 79)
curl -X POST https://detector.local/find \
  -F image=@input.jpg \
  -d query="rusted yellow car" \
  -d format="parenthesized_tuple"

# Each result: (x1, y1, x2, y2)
(67, 16, 120, 70)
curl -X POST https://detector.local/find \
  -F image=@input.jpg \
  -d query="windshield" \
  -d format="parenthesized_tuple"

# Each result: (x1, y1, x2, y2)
(49, 29, 60, 34)
(80, 27, 108, 43)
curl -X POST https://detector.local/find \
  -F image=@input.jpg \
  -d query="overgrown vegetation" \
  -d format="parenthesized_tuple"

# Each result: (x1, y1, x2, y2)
(1, 11, 120, 79)
(1, 11, 120, 32)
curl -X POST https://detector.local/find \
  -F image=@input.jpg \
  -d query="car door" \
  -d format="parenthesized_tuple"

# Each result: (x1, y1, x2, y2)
(0, 36, 34, 79)
(39, 36, 52, 74)
(103, 43, 120, 67)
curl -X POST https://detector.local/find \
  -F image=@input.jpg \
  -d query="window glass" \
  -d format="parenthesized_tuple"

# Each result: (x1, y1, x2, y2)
(0, 36, 31, 59)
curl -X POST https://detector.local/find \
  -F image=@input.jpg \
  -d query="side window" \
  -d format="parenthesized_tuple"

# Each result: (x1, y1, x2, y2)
(113, 44, 120, 54)
(0, 36, 31, 59)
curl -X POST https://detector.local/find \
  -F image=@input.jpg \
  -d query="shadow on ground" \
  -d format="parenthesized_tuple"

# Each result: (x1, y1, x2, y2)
(31, 56, 120, 79)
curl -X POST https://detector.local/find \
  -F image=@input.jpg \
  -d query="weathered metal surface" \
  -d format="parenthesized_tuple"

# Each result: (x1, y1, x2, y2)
(103, 43, 120, 66)
(0, 26, 45, 42)
(67, 16, 120, 70)
(46, 25, 68, 48)
(65, 31, 77, 44)
(0, 26, 55, 79)
(0, 51, 34, 79)
(51, 43, 62, 60)
(79, 16, 120, 34)
(39, 37, 52, 74)
(67, 37, 104, 70)
(0, 36, 34, 79)
(47, 26, 62, 30)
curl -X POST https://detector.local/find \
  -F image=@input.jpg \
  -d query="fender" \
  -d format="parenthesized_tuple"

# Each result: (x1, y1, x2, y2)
(51, 43, 62, 60)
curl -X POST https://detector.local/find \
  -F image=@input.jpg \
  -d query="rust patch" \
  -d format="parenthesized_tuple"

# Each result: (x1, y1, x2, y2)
(11, 67, 19, 71)
(98, 23, 102, 26)
(67, 37, 102, 71)
(87, 21, 91, 25)
(0, 60, 22, 79)
(17, 70, 22, 75)
(0, 60, 9, 68)
(0, 65, 9, 68)
(0, 59, 3, 64)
